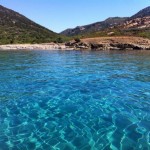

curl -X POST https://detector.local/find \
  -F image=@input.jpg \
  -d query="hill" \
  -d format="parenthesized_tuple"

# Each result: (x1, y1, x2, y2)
(61, 17, 128, 36)
(131, 6, 150, 19)
(118, 6, 150, 29)
(60, 6, 150, 39)
(0, 5, 63, 44)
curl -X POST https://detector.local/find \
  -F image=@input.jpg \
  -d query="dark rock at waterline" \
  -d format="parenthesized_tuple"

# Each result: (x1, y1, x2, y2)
(91, 43, 104, 49)
(110, 43, 145, 50)
(65, 36, 150, 50)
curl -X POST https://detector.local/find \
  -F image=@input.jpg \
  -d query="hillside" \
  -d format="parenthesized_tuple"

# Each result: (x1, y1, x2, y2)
(61, 17, 128, 36)
(117, 6, 150, 30)
(61, 6, 150, 39)
(131, 6, 150, 19)
(0, 5, 63, 44)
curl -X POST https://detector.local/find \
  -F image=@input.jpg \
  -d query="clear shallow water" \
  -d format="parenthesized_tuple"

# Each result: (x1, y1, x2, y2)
(0, 50, 150, 150)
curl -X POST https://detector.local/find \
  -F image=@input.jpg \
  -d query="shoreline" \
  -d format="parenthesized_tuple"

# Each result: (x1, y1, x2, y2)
(0, 37, 150, 51)
(0, 43, 72, 50)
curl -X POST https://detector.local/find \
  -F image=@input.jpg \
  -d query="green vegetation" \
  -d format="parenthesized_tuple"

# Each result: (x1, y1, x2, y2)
(129, 28, 150, 39)
(0, 5, 70, 45)
(0, 6, 71, 44)
(0, 25, 72, 44)
(0, 24, 70, 44)
(53, 36, 71, 43)
(70, 28, 150, 40)
(0, 5, 149, 45)
(74, 38, 81, 43)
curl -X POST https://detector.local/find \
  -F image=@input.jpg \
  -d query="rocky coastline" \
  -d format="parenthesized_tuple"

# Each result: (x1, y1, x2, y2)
(65, 37, 150, 50)
(0, 37, 149, 51)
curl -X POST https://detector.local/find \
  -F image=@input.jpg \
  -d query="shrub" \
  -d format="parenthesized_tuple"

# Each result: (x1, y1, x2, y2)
(74, 38, 81, 43)
(55, 37, 63, 43)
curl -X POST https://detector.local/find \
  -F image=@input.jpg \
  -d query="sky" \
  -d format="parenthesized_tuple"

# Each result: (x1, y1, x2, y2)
(0, 0, 149, 33)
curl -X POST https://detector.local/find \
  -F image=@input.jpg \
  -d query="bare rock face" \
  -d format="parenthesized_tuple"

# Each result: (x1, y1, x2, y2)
(119, 16, 150, 29)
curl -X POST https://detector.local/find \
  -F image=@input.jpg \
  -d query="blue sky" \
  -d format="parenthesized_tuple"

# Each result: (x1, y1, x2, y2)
(0, 0, 149, 33)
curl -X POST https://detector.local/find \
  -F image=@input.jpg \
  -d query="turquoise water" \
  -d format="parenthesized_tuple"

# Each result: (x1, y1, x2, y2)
(0, 50, 150, 150)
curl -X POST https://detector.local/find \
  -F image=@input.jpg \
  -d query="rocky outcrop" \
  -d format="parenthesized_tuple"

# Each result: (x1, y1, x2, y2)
(65, 37, 150, 50)
(65, 41, 90, 50)
(109, 43, 148, 50)
(65, 42, 150, 50)
(90, 43, 149, 50)
(118, 16, 150, 29)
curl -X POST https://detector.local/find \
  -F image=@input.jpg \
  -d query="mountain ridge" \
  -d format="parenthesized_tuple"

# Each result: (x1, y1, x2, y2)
(130, 6, 150, 19)
(61, 17, 128, 36)
(60, 6, 150, 38)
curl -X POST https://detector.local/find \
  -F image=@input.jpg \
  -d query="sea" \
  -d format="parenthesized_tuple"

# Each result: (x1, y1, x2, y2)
(0, 50, 150, 150)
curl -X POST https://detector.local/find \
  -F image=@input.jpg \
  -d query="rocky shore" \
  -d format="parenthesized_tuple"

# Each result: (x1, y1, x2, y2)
(65, 37, 150, 50)
(0, 37, 150, 50)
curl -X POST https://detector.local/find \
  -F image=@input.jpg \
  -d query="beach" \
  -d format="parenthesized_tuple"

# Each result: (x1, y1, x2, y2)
(0, 43, 68, 50)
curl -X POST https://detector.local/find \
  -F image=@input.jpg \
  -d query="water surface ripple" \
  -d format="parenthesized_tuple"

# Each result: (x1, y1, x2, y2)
(0, 50, 150, 150)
